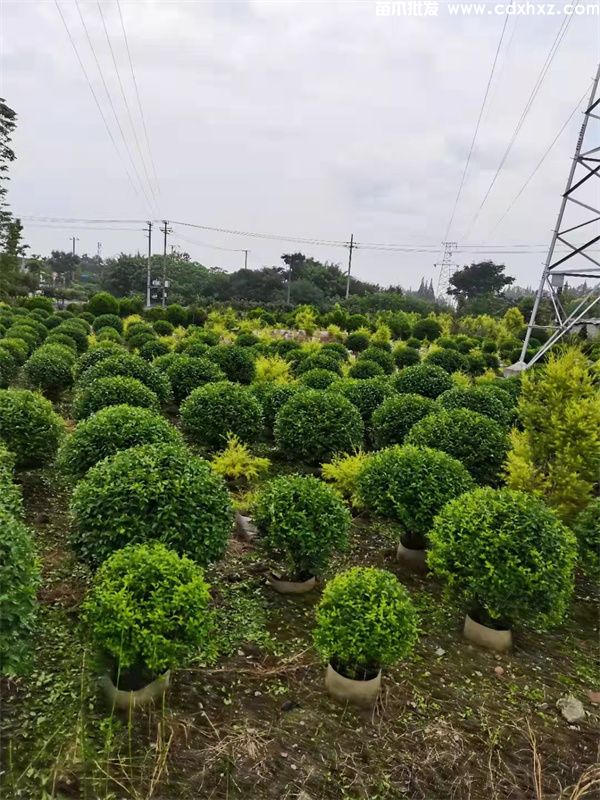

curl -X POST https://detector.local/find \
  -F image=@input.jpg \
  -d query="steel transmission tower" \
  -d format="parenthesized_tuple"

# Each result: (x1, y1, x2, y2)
(435, 241, 458, 299)
(511, 64, 600, 372)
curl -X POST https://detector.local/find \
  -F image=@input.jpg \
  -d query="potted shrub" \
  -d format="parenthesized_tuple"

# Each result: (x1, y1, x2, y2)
(252, 475, 350, 594)
(70, 442, 232, 567)
(357, 445, 473, 569)
(428, 487, 577, 651)
(407, 407, 508, 486)
(83, 542, 214, 710)
(314, 567, 419, 706)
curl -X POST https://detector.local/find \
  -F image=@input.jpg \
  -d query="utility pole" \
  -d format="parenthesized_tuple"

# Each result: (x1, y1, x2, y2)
(146, 221, 152, 309)
(435, 241, 458, 299)
(285, 261, 292, 305)
(161, 220, 169, 308)
(345, 234, 354, 300)
(68, 236, 79, 287)
(97, 242, 102, 259)
(71, 236, 78, 256)
(243, 249, 249, 269)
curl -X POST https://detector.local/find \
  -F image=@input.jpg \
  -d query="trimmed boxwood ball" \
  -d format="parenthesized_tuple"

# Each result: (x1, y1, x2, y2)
(138, 339, 170, 361)
(207, 344, 256, 384)
(71, 443, 232, 567)
(344, 332, 370, 353)
(235, 332, 260, 347)
(412, 318, 442, 341)
(424, 348, 469, 374)
(153, 319, 174, 336)
(392, 363, 453, 399)
(58, 404, 184, 478)
(180, 340, 209, 358)
(152, 352, 180, 374)
(572, 498, 599, 580)
(83, 542, 214, 678)
(295, 352, 343, 377)
(167, 355, 225, 404)
(125, 321, 155, 342)
(73, 376, 160, 420)
(299, 368, 340, 390)
(357, 445, 474, 547)
(54, 322, 89, 353)
(437, 386, 511, 426)
(252, 475, 350, 580)
(0, 443, 22, 517)
(328, 377, 393, 423)
(0, 507, 41, 676)
(465, 350, 487, 376)
(407, 408, 508, 486)
(428, 488, 577, 630)
(181, 381, 263, 448)
(0, 348, 17, 386)
(92, 314, 123, 334)
(74, 342, 124, 378)
(128, 332, 158, 352)
(348, 359, 385, 379)
(358, 347, 394, 375)
(274, 389, 364, 464)
(313, 567, 419, 677)
(5, 327, 36, 353)
(45, 332, 78, 353)
(393, 345, 421, 369)
(96, 328, 123, 344)
(88, 291, 119, 316)
(23, 344, 75, 395)
(371, 393, 436, 448)
(0, 389, 65, 467)
(0, 337, 29, 366)
(321, 342, 349, 362)
(79, 352, 171, 404)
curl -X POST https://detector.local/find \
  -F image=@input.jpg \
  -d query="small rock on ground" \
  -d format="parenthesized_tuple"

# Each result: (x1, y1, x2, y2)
(556, 695, 585, 723)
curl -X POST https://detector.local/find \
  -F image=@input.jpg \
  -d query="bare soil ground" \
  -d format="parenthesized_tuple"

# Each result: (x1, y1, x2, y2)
(1, 465, 599, 800)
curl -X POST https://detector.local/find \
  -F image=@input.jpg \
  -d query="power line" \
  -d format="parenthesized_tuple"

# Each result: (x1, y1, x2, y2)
(443, 11, 510, 241)
(489, 84, 593, 234)
(96, 0, 157, 208)
(464, 13, 574, 238)
(72, 0, 155, 214)
(116, 0, 160, 198)
(170, 229, 249, 253)
(54, 0, 142, 205)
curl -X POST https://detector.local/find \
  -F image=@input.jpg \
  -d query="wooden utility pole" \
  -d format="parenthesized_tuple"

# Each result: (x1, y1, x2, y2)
(345, 234, 354, 299)
(146, 221, 152, 308)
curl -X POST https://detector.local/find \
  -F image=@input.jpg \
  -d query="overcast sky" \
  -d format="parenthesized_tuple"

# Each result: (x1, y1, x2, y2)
(1, 0, 599, 289)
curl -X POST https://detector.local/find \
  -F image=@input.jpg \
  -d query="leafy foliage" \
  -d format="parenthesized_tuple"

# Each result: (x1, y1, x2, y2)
(0, 507, 40, 676)
(424, 348, 468, 374)
(23, 344, 75, 395)
(428, 488, 577, 630)
(58, 404, 183, 478)
(83, 542, 214, 675)
(181, 381, 263, 448)
(0, 388, 65, 467)
(208, 344, 256, 384)
(348, 359, 385, 379)
(407, 408, 508, 486)
(393, 363, 453, 399)
(313, 567, 419, 675)
(328, 377, 392, 422)
(71, 443, 232, 567)
(393, 344, 421, 369)
(412, 318, 442, 341)
(506, 348, 600, 521)
(79, 352, 171, 404)
(371, 393, 436, 448)
(321, 450, 371, 508)
(73, 375, 160, 420)
(166, 355, 225, 404)
(211, 434, 270, 483)
(274, 389, 364, 464)
(299, 367, 340, 389)
(571, 499, 599, 580)
(357, 444, 474, 543)
(358, 347, 394, 375)
(252, 475, 350, 579)
(437, 386, 511, 426)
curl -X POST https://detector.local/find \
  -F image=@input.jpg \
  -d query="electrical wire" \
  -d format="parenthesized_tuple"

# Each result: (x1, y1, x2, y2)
(96, 0, 157, 207)
(54, 1, 142, 206)
(116, 0, 160, 198)
(464, 13, 574, 238)
(489, 84, 593, 235)
(443, 11, 510, 241)
(73, 0, 155, 215)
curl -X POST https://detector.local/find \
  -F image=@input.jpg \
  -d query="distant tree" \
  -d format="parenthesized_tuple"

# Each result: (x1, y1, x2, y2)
(46, 250, 82, 287)
(0, 98, 17, 249)
(448, 261, 514, 308)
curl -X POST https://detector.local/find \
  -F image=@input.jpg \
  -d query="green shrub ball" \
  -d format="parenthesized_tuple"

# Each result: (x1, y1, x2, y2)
(0, 348, 17, 387)
(392, 363, 453, 399)
(295, 353, 343, 377)
(83, 542, 214, 677)
(437, 386, 511, 427)
(79, 353, 171, 404)
(393, 345, 421, 369)
(328, 377, 393, 423)
(58, 404, 183, 478)
(412, 318, 442, 341)
(348, 359, 385, 379)
(0, 507, 41, 676)
(71, 443, 232, 567)
(251, 383, 302, 432)
(428, 488, 577, 630)
(424, 348, 468, 374)
(572, 498, 600, 580)
(0, 389, 65, 468)
(92, 314, 123, 334)
(166, 355, 225, 404)
(274, 389, 364, 464)
(299, 368, 340, 390)
(181, 381, 263, 449)
(314, 567, 419, 675)
(357, 444, 474, 543)
(359, 347, 394, 375)
(208, 344, 256, 384)
(407, 408, 508, 486)
(74, 342, 124, 379)
(253, 475, 350, 579)
(345, 332, 370, 353)
(371, 394, 436, 448)
(73, 376, 160, 420)
(23, 345, 75, 395)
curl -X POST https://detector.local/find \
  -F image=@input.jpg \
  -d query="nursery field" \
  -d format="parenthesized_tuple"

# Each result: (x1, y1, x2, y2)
(0, 295, 599, 800)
